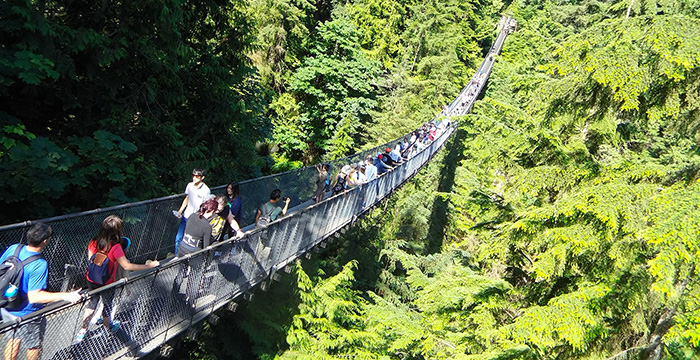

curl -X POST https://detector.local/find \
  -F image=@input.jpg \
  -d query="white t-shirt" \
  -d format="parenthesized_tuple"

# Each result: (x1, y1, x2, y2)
(354, 171, 367, 184)
(390, 148, 402, 162)
(183, 182, 211, 218)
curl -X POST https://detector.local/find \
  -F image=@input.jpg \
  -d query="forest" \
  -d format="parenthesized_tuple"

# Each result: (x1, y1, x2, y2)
(2, 0, 700, 359)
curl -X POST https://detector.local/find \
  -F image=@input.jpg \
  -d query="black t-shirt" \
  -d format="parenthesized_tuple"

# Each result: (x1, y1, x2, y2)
(181, 215, 212, 255)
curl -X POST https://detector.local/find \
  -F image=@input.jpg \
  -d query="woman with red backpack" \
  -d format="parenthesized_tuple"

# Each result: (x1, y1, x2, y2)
(75, 215, 159, 343)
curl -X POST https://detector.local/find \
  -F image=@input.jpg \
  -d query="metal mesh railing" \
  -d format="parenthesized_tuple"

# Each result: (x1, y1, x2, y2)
(446, 16, 510, 117)
(0, 16, 510, 360)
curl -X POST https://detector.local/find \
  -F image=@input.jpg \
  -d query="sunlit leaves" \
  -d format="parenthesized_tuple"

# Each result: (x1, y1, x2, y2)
(277, 10, 380, 162)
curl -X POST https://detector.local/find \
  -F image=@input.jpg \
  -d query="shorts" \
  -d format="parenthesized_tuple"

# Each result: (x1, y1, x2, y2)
(85, 281, 116, 318)
(1, 308, 46, 349)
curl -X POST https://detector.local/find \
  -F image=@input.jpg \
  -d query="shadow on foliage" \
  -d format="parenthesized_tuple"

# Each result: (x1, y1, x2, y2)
(425, 127, 467, 254)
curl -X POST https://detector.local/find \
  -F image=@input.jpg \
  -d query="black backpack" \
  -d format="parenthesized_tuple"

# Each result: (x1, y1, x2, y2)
(87, 248, 110, 285)
(0, 245, 44, 309)
(332, 175, 347, 195)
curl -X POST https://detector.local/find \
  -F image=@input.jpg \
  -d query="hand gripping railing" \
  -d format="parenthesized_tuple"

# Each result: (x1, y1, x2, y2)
(0, 16, 511, 360)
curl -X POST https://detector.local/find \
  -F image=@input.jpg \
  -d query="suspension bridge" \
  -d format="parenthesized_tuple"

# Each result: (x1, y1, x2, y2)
(0, 17, 512, 360)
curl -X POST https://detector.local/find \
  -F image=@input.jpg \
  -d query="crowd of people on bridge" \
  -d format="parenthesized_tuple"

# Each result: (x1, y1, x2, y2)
(0, 117, 452, 358)
(321, 120, 451, 199)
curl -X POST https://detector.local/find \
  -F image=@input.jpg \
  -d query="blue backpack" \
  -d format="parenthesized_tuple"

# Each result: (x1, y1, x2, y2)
(87, 248, 110, 285)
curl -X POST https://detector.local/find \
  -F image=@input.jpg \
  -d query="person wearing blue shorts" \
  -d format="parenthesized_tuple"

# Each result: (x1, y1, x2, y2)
(0, 223, 81, 360)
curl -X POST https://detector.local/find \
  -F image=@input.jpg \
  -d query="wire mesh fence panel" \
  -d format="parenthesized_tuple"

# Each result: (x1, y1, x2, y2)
(121, 273, 172, 354)
(245, 230, 272, 286)
(206, 241, 241, 303)
(300, 202, 327, 256)
(331, 195, 349, 234)
(230, 238, 258, 294)
(157, 260, 197, 334)
(271, 213, 303, 272)
(302, 205, 324, 254)
(265, 219, 289, 275)
(39, 306, 83, 360)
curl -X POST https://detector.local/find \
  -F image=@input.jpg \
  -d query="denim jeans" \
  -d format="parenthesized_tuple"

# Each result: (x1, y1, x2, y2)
(174, 216, 188, 255)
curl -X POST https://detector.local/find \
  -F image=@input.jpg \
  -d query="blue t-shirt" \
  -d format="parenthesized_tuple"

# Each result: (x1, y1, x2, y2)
(0, 244, 48, 316)
(229, 196, 242, 223)
(374, 158, 390, 175)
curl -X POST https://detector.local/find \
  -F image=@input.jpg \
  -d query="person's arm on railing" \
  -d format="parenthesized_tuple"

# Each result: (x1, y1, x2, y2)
(227, 213, 244, 238)
(28, 289, 82, 304)
(380, 161, 394, 173)
(116, 256, 159, 271)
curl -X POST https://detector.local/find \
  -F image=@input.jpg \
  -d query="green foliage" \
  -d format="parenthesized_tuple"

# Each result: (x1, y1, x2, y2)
(0, 0, 268, 223)
(282, 261, 385, 359)
(364, 0, 500, 145)
(439, 2, 700, 357)
(249, 0, 316, 91)
(0, 130, 139, 218)
(273, 8, 381, 162)
(257, 0, 501, 162)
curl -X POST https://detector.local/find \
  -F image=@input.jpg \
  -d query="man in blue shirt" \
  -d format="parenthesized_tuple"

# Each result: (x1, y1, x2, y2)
(373, 154, 393, 175)
(0, 223, 81, 360)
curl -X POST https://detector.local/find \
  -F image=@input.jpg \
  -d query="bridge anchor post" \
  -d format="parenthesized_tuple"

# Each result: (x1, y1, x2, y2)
(208, 314, 220, 326)
(261, 280, 269, 291)
(228, 302, 239, 312)
(159, 344, 175, 358)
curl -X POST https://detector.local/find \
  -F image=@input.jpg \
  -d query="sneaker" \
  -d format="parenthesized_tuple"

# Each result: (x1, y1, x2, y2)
(74, 328, 87, 343)
(109, 320, 120, 333)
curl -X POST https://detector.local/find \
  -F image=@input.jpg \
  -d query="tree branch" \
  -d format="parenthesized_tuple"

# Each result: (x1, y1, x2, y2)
(640, 262, 696, 360)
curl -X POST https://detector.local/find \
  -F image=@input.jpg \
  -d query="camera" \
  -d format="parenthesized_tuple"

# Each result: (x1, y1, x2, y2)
(283, 197, 290, 202)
